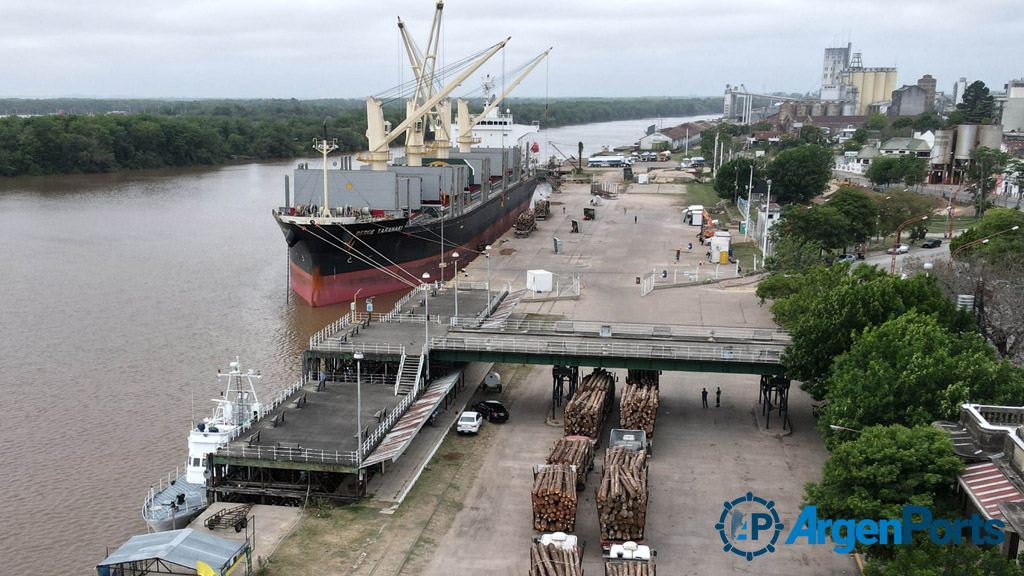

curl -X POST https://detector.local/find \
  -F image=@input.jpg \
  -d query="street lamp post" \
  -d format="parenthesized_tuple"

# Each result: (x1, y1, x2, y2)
(947, 225, 1020, 270)
(761, 179, 772, 256)
(351, 288, 363, 318)
(451, 251, 460, 320)
(421, 272, 431, 381)
(889, 215, 929, 274)
(743, 165, 753, 240)
(354, 351, 363, 469)
(485, 244, 493, 310)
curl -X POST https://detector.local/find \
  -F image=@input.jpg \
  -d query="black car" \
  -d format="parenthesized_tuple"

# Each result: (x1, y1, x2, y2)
(921, 239, 943, 248)
(473, 400, 509, 423)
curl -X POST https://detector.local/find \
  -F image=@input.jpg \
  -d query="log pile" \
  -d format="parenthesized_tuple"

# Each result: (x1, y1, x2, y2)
(546, 437, 595, 488)
(535, 199, 551, 220)
(620, 383, 659, 437)
(564, 370, 615, 439)
(532, 464, 578, 532)
(605, 561, 655, 576)
(514, 209, 537, 235)
(529, 540, 582, 576)
(597, 447, 648, 541)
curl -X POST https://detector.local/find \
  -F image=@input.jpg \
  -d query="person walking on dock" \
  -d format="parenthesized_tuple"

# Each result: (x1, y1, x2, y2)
(716, 387, 721, 407)
(634, 215, 637, 224)
(701, 388, 708, 408)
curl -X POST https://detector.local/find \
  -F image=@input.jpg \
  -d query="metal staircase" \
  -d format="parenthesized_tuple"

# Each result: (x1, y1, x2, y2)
(395, 354, 423, 396)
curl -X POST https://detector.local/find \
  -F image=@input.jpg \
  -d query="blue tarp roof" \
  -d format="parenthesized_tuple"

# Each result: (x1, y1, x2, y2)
(96, 528, 247, 572)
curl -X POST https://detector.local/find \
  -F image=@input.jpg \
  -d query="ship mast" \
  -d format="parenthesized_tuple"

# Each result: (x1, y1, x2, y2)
(312, 121, 338, 218)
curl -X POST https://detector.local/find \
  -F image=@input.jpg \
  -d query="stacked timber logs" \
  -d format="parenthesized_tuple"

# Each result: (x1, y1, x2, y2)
(597, 446, 649, 542)
(620, 383, 659, 436)
(565, 369, 615, 439)
(514, 209, 537, 234)
(546, 436, 595, 488)
(529, 539, 582, 576)
(532, 464, 578, 532)
(605, 561, 655, 576)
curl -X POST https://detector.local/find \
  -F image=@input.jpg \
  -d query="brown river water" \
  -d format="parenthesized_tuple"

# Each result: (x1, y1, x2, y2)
(0, 115, 715, 574)
(0, 161, 406, 575)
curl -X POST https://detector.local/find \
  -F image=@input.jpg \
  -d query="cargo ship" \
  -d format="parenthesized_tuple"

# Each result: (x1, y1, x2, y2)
(273, 4, 548, 307)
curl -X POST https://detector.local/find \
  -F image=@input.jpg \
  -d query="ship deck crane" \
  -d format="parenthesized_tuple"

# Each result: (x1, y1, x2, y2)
(363, 37, 509, 171)
(397, 2, 451, 165)
(456, 49, 551, 153)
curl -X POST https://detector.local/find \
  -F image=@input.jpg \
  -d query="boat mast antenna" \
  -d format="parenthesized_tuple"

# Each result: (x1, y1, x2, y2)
(312, 121, 338, 218)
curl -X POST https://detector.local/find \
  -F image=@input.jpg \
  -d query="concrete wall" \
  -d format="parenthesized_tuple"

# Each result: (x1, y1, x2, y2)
(1003, 84, 1024, 132)
(891, 85, 927, 117)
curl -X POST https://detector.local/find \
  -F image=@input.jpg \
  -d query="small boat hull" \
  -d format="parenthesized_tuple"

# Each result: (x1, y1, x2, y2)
(142, 476, 208, 532)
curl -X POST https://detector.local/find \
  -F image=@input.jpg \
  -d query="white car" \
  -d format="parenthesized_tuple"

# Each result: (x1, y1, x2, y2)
(457, 411, 483, 434)
(887, 243, 910, 254)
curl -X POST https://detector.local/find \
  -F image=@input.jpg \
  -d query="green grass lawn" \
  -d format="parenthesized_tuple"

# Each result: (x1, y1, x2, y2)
(926, 215, 980, 234)
(727, 241, 761, 272)
(685, 182, 719, 206)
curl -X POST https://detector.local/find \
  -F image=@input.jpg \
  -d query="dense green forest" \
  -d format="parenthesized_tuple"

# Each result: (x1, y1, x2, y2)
(0, 97, 721, 177)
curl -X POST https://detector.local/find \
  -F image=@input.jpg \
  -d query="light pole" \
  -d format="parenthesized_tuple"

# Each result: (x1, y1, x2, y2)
(947, 225, 1020, 270)
(889, 215, 929, 274)
(354, 351, 363, 469)
(351, 288, 363, 319)
(829, 424, 862, 434)
(744, 165, 753, 240)
(421, 272, 431, 381)
(761, 179, 772, 256)
(451, 251, 460, 320)
(485, 244, 493, 310)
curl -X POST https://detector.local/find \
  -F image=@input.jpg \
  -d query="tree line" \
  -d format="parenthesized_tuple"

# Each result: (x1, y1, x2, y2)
(0, 97, 721, 177)
(755, 206, 1024, 574)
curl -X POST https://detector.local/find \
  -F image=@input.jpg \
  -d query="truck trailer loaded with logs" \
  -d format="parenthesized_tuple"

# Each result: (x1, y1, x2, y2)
(530, 532, 585, 576)
(546, 436, 596, 489)
(564, 369, 616, 442)
(532, 464, 579, 533)
(598, 445, 649, 553)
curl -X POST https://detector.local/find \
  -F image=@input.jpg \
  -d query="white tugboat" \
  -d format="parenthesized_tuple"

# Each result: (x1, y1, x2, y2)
(141, 359, 265, 532)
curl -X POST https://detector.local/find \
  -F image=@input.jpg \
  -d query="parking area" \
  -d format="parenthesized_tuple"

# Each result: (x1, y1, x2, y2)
(417, 351, 857, 575)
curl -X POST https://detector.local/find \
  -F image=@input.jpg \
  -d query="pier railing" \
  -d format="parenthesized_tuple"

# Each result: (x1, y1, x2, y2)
(308, 341, 407, 356)
(374, 312, 444, 325)
(448, 318, 790, 343)
(430, 336, 784, 364)
(309, 312, 356, 348)
(360, 379, 418, 459)
(219, 444, 358, 466)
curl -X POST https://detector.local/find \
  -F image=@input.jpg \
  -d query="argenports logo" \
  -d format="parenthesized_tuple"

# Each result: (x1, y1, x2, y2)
(715, 494, 1007, 560)
(715, 492, 784, 561)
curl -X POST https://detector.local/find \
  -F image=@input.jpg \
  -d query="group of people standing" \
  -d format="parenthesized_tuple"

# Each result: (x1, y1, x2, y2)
(701, 387, 721, 408)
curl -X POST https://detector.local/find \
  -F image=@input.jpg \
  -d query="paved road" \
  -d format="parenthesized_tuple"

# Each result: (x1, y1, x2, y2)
(417, 181, 857, 575)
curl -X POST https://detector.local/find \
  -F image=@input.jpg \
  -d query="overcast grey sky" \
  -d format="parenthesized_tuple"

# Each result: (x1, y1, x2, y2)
(2, 0, 1021, 100)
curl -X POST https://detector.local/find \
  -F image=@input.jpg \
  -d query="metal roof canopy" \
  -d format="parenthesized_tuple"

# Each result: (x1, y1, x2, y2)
(96, 528, 248, 576)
